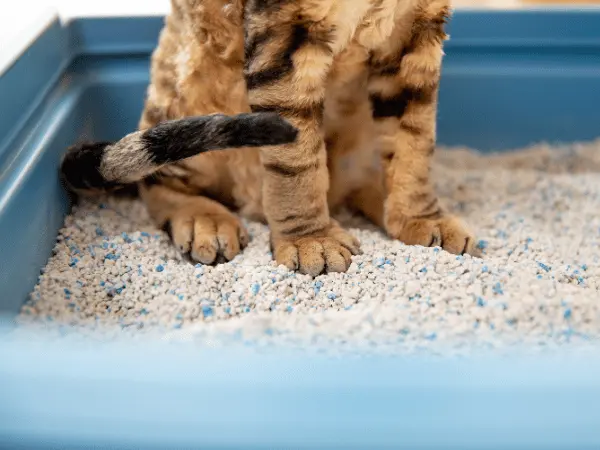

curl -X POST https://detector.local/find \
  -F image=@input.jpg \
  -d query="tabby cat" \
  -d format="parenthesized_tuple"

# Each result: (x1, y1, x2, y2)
(62, 0, 477, 276)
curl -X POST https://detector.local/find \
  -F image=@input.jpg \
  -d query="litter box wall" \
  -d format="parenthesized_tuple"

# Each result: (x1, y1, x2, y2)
(1, 11, 600, 314)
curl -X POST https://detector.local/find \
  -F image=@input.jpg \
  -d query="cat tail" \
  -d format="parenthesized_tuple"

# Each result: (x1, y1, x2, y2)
(60, 112, 297, 193)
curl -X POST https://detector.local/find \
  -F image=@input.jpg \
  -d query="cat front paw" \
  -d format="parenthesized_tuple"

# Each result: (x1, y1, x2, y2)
(386, 214, 478, 256)
(164, 210, 249, 264)
(272, 221, 361, 277)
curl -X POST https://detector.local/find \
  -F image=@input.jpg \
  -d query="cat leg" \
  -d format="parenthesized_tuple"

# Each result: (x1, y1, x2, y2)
(244, 1, 360, 276)
(324, 44, 379, 213)
(140, 181, 249, 264)
(135, 0, 253, 264)
(368, 4, 476, 255)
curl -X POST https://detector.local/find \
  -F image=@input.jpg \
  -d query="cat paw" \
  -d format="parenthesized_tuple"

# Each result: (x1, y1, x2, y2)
(272, 222, 361, 277)
(386, 214, 478, 256)
(163, 212, 249, 264)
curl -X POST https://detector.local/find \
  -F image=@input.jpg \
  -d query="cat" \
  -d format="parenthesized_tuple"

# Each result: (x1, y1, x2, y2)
(62, 0, 477, 276)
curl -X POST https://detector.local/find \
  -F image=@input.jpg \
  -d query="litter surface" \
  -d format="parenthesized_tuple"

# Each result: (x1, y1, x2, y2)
(16, 141, 600, 355)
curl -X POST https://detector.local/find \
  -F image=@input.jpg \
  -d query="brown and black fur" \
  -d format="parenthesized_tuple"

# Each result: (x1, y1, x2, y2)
(65, 0, 477, 276)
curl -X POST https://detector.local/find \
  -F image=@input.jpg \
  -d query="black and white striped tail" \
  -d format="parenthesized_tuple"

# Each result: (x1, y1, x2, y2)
(60, 112, 298, 193)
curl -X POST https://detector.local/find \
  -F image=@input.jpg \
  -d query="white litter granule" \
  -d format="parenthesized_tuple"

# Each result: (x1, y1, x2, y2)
(16, 140, 600, 355)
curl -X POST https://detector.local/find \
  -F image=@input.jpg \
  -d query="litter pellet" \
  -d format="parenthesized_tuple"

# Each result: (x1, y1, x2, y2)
(15, 140, 600, 356)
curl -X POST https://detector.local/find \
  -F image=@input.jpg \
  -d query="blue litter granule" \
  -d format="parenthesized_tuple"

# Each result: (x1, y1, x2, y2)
(374, 257, 385, 267)
(140, 308, 149, 316)
(419, 267, 427, 273)
(95, 227, 104, 236)
(564, 308, 572, 320)
(492, 283, 504, 295)
(476, 240, 489, 251)
(537, 262, 551, 272)
(251, 283, 260, 295)
(155, 264, 165, 272)
(173, 323, 182, 329)
(121, 232, 133, 243)
(202, 306, 214, 318)
(88, 245, 96, 257)
(104, 253, 119, 261)
(327, 292, 337, 300)
(141, 232, 150, 238)
(265, 328, 274, 336)
(178, 294, 185, 301)
(385, 259, 394, 265)
(425, 332, 437, 341)
(224, 307, 231, 315)
(102, 242, 109, 250)
(481, 265, 489, 273)
(314, 280, 324, 295)
(476, 297, 486, 307)
(433, 248, 440, 253)
(69, 257, 79, 267)
(244, 306, 251, 313)
(582, 264, 588, 271)
(99, 281, 105, 287)
(286, 306, 293, 313)
(537, 275, 543, 279)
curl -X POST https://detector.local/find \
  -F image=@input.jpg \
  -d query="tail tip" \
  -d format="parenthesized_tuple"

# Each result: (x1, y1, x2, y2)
(59, 141, 113, 193)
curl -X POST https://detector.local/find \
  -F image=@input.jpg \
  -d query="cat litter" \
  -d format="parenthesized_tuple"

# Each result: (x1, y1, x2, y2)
(15, 140, 600, 355)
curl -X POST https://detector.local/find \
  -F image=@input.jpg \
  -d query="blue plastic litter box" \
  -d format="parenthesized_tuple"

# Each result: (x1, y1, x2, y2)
(2, 10, 600, 449)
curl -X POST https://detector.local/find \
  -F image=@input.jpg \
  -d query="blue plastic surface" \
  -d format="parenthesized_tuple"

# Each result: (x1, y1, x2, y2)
(1, 334, 600, 449)
(1, 11, 600, 448)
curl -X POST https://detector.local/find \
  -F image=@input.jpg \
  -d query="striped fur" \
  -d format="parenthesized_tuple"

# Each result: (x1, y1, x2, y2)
(61, 112, 297, 193)
(76, 0, 478, 274)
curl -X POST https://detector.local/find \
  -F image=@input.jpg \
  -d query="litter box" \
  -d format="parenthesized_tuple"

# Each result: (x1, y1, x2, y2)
(2, 9, 600, 449)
